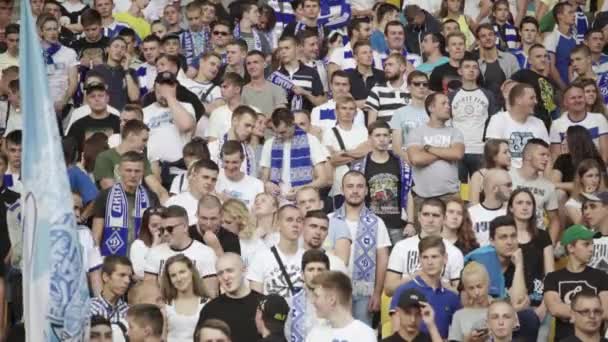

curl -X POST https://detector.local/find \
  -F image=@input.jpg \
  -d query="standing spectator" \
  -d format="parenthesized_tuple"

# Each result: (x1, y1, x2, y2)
(300, 211, 348, 272)
(581, 191, 608, 273)
(569, 45, 608, 105)
(297, 29, 328, 93)
(512, 16, 540, 69)
(585, 29, 608, 73)
(310, 71, 366, 131)
(490, 0, 520, 51)
(71, 10, 108, 57)
(90, 316, 113, 342)
(449, 54, 499, 183)
(93, 0, 130, 39)
(42, 1, 78, 48)
(351, 121, 411, 245)
(442, 199, 480, 255)
(90, 256, 132, 324)
(404, 5, 441, 56)
(365, 53, 408, 124)
(259, 108, 328, 202)
(305, 271, 377, 342)
(370, 4, 399, 54)
(0, 24, 18, 71)
(383, 289, 443, 342)
(190, 194, 241, 256)
(484, 83, 549, 169)
(561, 292, 608, 342)
(191, 52, 222, 113)
(327, 18, 377, 74)
(221, 40, 247, 79)
(206, 73, 244, 140)
(233, 2, 271, 54)
(126, 304, 164, 342)
(282, 0, 327, 39)
(381, 21, 423, 68)
(3, 130, 21, 193)
(543, 224, 608, 341)
(256, 293, 289, 342)
(216, 141, 264, 208)
(136, 35, 161, 97)
(329, 171, 390, 326)
(160, 254, 207, 342)
(197, 253, 264, 342)
(242, 51, 288, 116)
(485, 301, 520, 342)
(544, 2, 577, 87)
(347, 41, 386, 108)
(469, 169, 511, 246)
(407, 93, 464, 212)
(180, 2, 207, 67)
(430, 32, 466, 93)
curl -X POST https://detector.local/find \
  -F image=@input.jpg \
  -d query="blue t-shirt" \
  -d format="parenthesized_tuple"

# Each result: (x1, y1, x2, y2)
(370, 30, 388, 54)
(390, 276, 461, 338)
(68, 165, 98, 205)
(544, 29, 576, 84)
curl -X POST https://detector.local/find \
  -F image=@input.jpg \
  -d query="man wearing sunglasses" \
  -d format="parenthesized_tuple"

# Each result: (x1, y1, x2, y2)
(143, 205, 219, 298)
(562, 291, 608, 342)
(449, 54, 500, 185)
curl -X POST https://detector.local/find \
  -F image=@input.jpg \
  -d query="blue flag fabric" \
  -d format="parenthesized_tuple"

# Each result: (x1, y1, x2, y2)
(19, 0, 90, 340)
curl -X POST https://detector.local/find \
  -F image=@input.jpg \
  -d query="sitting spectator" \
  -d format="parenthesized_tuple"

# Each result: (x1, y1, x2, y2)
(383, 288, 442, 342)
(125, 304, 164, 342)
(561, 291, 608, 342)
(191, 194, 241, 256)
(468, 139, 512, 205)
(129, 207, 165, 280)
(215, 141, 263, 207)
(194, 319, 233, 342)
(90, 256, 132, 324)
(256, 294, 289, 342)
(565, 159, 604, 224)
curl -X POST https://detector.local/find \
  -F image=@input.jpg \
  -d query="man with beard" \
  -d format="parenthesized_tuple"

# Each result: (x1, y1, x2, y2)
(365, 53, 408, 124)
(328, 170, 391, 326)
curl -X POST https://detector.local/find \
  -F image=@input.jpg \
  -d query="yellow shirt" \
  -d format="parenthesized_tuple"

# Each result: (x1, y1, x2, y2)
(114, 12, 151, 40)
(0, 52, 19, 72)
(443, 15, 475, 49)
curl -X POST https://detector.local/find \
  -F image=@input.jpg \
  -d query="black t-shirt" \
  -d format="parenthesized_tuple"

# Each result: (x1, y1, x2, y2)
(364, 154, 403, 229)
(482, 60, 506, 103)
(92, 64, 139, 111)
(429, 62, 460, 93)
(347, 68, 386, 100)
(142, 84, 206, 121)
(520, 229, 552, 306)
(282, 22, 329, 42)
(67, 114, 120, 151)
(277, 62, 324, 112)
(510, 69, 558, 130)
(197, 291, 263, 342)
(544, 266, 608, 341)
(560, 336, 608, 342)
(188, 225, 241, 255)
(382, 332, 432, 342)
(0, 186, 19, 261)
(72, 36, 109, 57)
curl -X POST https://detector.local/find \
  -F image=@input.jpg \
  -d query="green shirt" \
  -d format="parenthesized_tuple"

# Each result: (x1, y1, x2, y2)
(93, 148, 153, 183)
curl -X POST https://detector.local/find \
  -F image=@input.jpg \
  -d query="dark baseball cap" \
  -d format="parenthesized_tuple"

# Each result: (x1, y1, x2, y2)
(581, 191, 608, 204)
(259, 294, 289, 324)
(397, 288, 427, 310)
(155, 71, 177, 85)
(84, 82, 107, 93)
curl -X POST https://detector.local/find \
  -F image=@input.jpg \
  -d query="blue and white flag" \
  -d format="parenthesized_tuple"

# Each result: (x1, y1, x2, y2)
(20, 0, 90, 340)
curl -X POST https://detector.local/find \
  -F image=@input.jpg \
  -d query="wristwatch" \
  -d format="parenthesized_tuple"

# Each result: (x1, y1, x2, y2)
(423, 144, 431, 152)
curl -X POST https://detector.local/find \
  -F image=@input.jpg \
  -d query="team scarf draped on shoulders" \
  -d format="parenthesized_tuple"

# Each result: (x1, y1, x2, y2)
(270, 126, 313, 188)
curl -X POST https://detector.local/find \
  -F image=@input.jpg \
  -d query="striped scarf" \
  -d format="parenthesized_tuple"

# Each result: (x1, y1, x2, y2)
(234, 24, 262, 51)
(295, 21, 325, 43)
(575, 6, 589, 44)
(493, 23, 519, 50)
(318, 0, 351, 32)
(135, 63, 157, 96)
(381, 48, 422, 68)
(290, 289, 307, 342)
(270, 126, 313, 187)
(598, 72, 608, 105)
(332, 205, 378, 296)
(101, 183, 149, 256)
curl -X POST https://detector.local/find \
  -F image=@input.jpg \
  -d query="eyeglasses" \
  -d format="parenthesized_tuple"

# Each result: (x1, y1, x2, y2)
(411, 81, 429, 88)
(573, 309, 604, 317)
(213, 31, 230, 36)
(159, 222, 183, 235)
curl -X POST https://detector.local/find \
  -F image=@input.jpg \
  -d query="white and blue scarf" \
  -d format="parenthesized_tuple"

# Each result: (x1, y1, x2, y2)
(331, 205, 378, 296)
(597, 72, 608, 105)
(219, 133, 253, 176)
(318, 0, 351, 32)
(270, 126, 313, 187)
(234, 23, 262, 51)
(290, 289, 308, 342)
(575, 6, 589, 44)
(101, 183, 149, 256)
(43, 43, 62, 65)
(512, 48, 530, 69)
(267, 70, 303, 110)
(493, 23, 519, 50)
(294, 21, 325, 43)
(381, 48, 421, 69)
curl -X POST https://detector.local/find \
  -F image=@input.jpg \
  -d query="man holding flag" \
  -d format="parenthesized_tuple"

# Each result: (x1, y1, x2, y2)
(20, 0, 91, 339)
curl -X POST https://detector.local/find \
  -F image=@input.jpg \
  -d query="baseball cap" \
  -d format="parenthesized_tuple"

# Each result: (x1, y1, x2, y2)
(84, 82, 107, 94)
(155, 71, 177, 85)
(561, 224, 601, 246)
(396, 288, 427, 310)
(581, 191, 608, 204)
(259, 294, 289, 324)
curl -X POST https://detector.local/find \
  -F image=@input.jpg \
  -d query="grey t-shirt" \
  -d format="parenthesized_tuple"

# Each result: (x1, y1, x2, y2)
(509, 168, 559, 230)
(242, 82, 288, 116)
(407, 124, 464, 197)
(389, 103, 429, 147)
(448, 308, 487, 341)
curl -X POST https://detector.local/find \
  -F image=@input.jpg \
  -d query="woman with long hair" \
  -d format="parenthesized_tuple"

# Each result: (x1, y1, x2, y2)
(468, 139, 511, 204)
(442, 199, 479, 255)
(253, 192, 280, 247)
(161, 254, 207, 342)
(448, 262, 491, 341)
(222, 199, 265, 268)
(507, 189, 553, 313)
(576, 78, 608, 116)
(79, 132, 109, 179)
(565, 159, 605, 224)
(130, 207, 166, 280)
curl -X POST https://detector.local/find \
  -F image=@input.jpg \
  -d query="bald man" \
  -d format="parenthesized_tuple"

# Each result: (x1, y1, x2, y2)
(197, 253, 263, 342)
(468, 169, 512, 246)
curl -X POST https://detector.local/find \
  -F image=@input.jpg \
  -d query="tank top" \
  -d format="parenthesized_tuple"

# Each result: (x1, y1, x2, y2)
(166, 299, 206, 342)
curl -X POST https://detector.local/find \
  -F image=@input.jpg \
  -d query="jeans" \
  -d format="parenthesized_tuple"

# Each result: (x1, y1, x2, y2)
(352, 295, 372, 326)
(458, 153, 482, 183)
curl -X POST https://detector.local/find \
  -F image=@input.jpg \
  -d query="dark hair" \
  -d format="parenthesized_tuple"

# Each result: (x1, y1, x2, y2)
(190, 158, 219, 174)
(347, 17, 370, 39)
(162, 205, 189, 222)
(507, 188, 538, 237)
(421, 31, 446, 56)
(482, 139, 510, 169)
(121, 119, 149, 139)
(37, 13, 58, 30)
(520, 15, 539, 30)
(384, 20, 405, 36)
(528, 43, 546, 56)
(211, 19, 233, 32)
(296, 27, 320, 44)
(259, 4, 277, 32)
(441, 19, 459, 31)
(227, 38, 249, 52)
(407, 70, 428, 84)
(62, 137, 79, 166)
(376, 3, 399, 22)
(420, 197, 446, 215)
(142, 34, 161, 44)
(81, 8, 102, 27)
(508, 83, 534, 107)
(278, 34, 299, 46)
(570, 290, 601, 309)
(330, 70, 350, 84)
(271, 107, 294, 127)
(305, 209, 328, 221)
(553, 2, 572, 22)
(156, 53, 181, 69)
(571, 44, 591, 58)
(120, 150, 145, 165)
(139, 207, 166, 247)
(126, 304, 164, 337)
(222, 72, 245, 88)
(489, 215, 516, 240)
(82, 132, 109, 173)
(101, 255, 132, 277)
(246, 49, 266, 60)
(522, 138, 549, 161)
(7, 79, 18, 93)
(566, 125, 605, 169)
(301, 249, 330, 270)
(4, 23, 19, 36)
(353, 40, 372, 55)
(342, 170, 366, 187)
(445, 199, 479, 254)
(183, 137, 210, 160)
(573, 78, 608, 115)
(418, 235, 446, 255)
(221, 140, 244, 159)
(367, 120, 391, 135)
(5, 130, 21, 146)
(194, 319, 232, 342)
(91, 315, 112, 329)
(424, 92, 443, 116)
(585, 27, 604, 41)
(475, 23, 495, 38)
(459, 52, 479, 68)
(118, 27, 137, 41)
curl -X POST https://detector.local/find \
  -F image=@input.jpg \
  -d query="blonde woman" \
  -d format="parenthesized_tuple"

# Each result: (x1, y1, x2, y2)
(222, 199, 266, 268)
(161, 254, 207, 342)
(252, 192, 280, 247)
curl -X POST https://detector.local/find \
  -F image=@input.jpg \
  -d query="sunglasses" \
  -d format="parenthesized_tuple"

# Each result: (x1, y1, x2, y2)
(411, 81, 429, 87)
(159, 222, 182, 235)
(213, 31, 230, 36)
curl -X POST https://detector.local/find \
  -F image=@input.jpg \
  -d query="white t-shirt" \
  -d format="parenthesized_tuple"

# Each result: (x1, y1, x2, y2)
(345, 218, 392, 277)
(305, 319, 376, 342)
(165, 191, 199, 226)
(4, 109, 21, 137)
(259, 133, 329, 190)
(129, 239, 150, 279)
(322, 125, 368, 195)
(78, 226, 103, 273)
(143, 101, 195, 162)
(387, 235, 464, 283)
(484, 111, 549, 168)
(247, 245, 305, 298)
(187, 80, 222, 104)
(63, 104, 120, 134)
(207, 139, 249, 174)
(311, 99, 366, 131)
(206, 105, 232, 139)
(239, 237, 267, 269)
(47, 45, 78, 104)
(328, 43, 383, 71)
(468, 204, 507, 247)
(549, 112, 608, 148)
(144, 240, 217, 278)
(215, 171, 264, 209)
